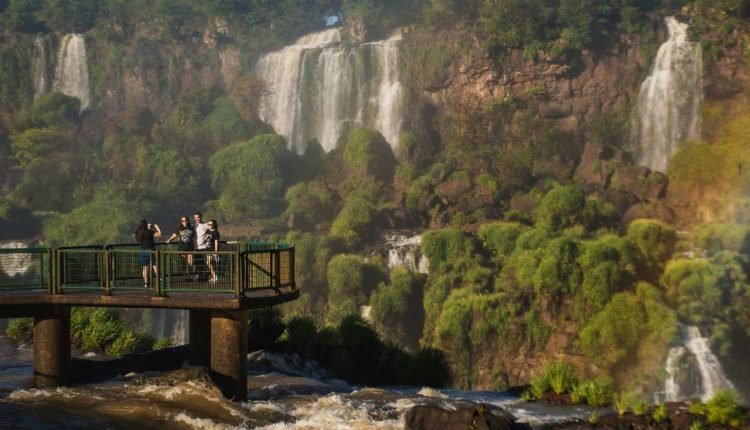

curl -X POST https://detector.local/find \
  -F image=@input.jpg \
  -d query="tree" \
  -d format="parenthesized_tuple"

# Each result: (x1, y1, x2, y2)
(10, 127, 58, 169)
(370, 268, 425, 349)
(330, 196, 375, 247)
(326, 254, 370, 324)
(208, 133, 291, 221)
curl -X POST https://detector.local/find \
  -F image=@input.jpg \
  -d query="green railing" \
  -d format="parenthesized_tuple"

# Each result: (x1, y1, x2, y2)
(0, 241, 295, 298)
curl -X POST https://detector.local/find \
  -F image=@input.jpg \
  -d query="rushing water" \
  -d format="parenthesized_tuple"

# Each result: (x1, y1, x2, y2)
(657, 325, 736, 403)
(635, 16, 703, 172)
(383, 232, 429, 275)
(0, 344, 595, 430)
(53, 34, 91, 112)
(256, 28, 403, 154)
(32, 37, 52, 100)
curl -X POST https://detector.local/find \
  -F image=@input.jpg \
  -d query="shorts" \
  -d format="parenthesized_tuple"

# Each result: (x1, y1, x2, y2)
(139, 251, 155, 267)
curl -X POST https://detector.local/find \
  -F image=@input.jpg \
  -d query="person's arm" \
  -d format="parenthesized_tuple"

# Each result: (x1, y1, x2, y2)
(165, 232, 177, 243)
(153, 224, 162, 238)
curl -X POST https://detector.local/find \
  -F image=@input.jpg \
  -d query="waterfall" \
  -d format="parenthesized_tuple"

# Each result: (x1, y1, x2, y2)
(32, 37, 52, 99)
(148, 310, 189, 345)
(658, 325, 735, 402)
(53, 34, 91, 111)
(256, 28, 403, 154)
(635, 17, 703, 172)
(384, 232, 429, 274)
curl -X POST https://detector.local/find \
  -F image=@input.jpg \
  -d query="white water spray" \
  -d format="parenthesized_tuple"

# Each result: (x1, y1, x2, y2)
(256, 29, 403, 154)
(660, 325, 735, 402)
(53, 34, 91, 111)
(384, 232, 428, 274)
(635, 17, 702, 172)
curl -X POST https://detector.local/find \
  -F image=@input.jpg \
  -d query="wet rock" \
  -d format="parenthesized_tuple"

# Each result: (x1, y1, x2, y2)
(404, 404, 531, 430)
(72, 345, 189, 384)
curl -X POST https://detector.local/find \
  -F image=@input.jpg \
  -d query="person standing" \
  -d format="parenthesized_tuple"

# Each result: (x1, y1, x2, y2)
(192, 212, 210, 281)
(206, 220, 221, 283)
(135, 219, 161, 288)
(165, 216, 194, 280)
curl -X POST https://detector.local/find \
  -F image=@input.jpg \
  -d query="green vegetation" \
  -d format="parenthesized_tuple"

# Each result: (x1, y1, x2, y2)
(653, 403, 669, 423)
(6, 317, 32, 340)
(689, 390, 746, 427)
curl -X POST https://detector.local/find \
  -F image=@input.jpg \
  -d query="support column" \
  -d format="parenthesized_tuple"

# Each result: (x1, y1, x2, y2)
(189, 309, 211, 367)
(210, 310, 247, 401)
(33, 305, 71, 388)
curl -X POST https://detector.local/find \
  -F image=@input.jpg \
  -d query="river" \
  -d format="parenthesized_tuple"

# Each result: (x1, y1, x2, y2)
(0, 332, 595, 429)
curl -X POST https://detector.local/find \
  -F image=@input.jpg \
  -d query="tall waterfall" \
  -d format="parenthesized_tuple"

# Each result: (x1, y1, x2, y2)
(657, 325, 735, 403)
(53, 34, 91, 111)
(32, 37, 52, 99)
(256, 28, 403, 154)
(635, 17, 703, 172)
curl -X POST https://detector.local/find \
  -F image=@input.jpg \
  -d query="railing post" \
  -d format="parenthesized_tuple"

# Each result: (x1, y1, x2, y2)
(155, 250, 162, 297)
(290, 247, 296, 289)
(103, 249, 111, 296)
(274, 249, 281, 291)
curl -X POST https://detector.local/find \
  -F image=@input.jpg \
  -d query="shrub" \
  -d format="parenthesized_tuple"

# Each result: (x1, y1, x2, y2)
(330, 197, 375, 247)
(152, 338, 174, 350)
(6, 318, 32, 340)
(343, 128, 396, 183)
(30, 92, 80, 127)
(574, 378, 614, 407)
(413, 348, 451, 388)
(614, 393, 633, 416)
(326, 254, 382, 324)
(653, 404, 669, 423)
(421, 227, 475, 271)
(370, 268, 425, 348)
(208, 133, 290, 220)
(705, 390, 744, 426)
(533, 185, 586, 230)
(633, 398, 648, 415)
(282, 315, 318, 357)
(580, 293, 646, 366)
(284, 181, 337, 230)
(105, 328, 153, 356)
(547, 361, 578, 395)
(478, 221, 527, 264)
(627, 219, 677, 280)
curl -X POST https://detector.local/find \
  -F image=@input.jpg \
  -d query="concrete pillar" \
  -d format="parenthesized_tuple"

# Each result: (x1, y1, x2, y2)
(33, 305, 71, 388)
(189, 310, 211, 367)
(210, 310, 248, 401)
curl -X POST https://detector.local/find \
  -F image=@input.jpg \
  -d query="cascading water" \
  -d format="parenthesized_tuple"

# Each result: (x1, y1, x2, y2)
(32, 37, 52, 99)
(635, 16, 703, 172)
(657, 325, 735, 403)
(53, 34, 91, 111)
(256, 28, 403, 154)
(384, 232, 429, 274)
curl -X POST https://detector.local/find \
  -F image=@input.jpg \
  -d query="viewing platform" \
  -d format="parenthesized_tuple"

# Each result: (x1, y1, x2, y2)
(0, 241, 298, 400)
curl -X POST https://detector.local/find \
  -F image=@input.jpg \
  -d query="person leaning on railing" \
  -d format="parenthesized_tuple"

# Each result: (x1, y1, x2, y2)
(134, 219, 161, 288)
(207, 220, 220, 283)
(165, 215, 195, 281)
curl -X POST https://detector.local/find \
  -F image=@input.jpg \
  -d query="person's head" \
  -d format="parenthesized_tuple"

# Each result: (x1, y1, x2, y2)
(208, 220, 218, 230)
(193, 212, 202, 224)
(138, 219, 148, 230)
(179, 216, 190, 230)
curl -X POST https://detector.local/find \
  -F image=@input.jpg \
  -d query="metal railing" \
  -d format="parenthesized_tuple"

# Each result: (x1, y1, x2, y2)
(0, 247, 52, 290)
(0, 241, 295, 298)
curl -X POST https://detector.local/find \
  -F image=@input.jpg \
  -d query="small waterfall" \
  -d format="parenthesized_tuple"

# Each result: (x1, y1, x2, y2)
(635, 17, 703, 172)
(32, 37, 52, 99)
(384, 232, 429, 274)
(658, 325, 735, 402)
(149, 310, 189, 345)
(53, 34, 91, 111)
(256, 28, 403, 154)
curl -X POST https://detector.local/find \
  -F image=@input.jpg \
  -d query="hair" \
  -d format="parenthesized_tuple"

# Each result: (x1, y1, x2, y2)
(193, 212, 202, 218)
(209, 220, 218, 229)
(178, 215, 190, 231)
(135, 219, 148, 242)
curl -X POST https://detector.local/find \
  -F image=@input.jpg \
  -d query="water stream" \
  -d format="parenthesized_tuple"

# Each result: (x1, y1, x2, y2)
(656, 325, 736, 403)
(256, 28, 403, 154)
(53, 34, 91, 112)
(635, 16, 703, 172)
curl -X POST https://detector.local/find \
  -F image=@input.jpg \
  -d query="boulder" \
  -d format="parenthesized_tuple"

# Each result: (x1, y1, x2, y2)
(622, 202, 676, 225)
(609, 166, 668, 202)
(404, 404, 531, 430)
(574, 142, 611, 189)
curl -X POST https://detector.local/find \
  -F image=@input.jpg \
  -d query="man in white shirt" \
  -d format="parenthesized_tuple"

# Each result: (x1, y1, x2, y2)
(193, 212, 210, 281)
